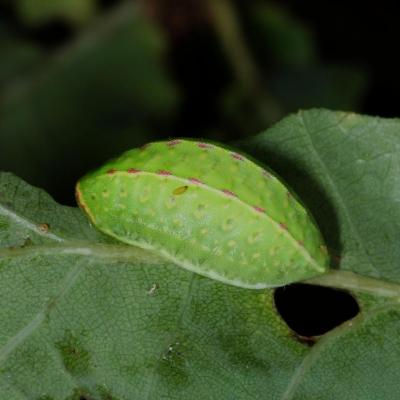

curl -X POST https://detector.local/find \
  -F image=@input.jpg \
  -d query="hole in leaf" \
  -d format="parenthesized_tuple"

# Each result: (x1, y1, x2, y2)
(274, 284, 360, 338)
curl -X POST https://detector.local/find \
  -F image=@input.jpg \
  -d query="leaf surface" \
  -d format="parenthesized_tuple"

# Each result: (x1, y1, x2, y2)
(1, 109, 400, 399)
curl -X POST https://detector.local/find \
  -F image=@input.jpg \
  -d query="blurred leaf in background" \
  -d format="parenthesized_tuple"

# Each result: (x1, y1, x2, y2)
(0, 22, 44, 88)
(0, 2, 179, 205)
(248, 1, 316, 68)
(269, 65, 368, 112)
(15, 0, 98, 26)
(219, 1, 368, 137)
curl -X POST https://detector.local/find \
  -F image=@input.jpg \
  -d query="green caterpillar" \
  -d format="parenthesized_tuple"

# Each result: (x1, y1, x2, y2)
(76, 139, 329, 289)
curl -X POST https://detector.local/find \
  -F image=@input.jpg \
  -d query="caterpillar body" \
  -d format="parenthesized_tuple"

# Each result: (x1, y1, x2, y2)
(76, 139, 328, 289)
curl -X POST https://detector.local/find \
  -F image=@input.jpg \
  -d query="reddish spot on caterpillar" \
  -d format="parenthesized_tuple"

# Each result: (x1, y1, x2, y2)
(297, 240, 304, 247)
(188, 177, 203, 185)
(253, 206, 265, 213)
(197, 142, 213, 149)
(279, 223, 288, 230)
(107, 168, 117, 175)
(231, 152, 244, 161)
(158, 170, 172, 176)
(221, 189, 237, 197)
(128, 168, 141, 174)
(167, 139, 182, 147)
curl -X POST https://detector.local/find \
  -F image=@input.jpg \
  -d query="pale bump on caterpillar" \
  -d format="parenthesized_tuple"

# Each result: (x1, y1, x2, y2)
(76, 139, 329, 289)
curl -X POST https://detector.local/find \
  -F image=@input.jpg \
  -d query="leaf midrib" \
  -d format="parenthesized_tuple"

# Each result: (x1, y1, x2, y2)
(0, 242, 163, 264)
(0, 203, 64, 242)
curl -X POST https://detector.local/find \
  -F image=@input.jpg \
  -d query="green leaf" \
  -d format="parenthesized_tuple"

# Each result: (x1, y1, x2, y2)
(2, 109, 400, 398)
(249, 109, 400, 284)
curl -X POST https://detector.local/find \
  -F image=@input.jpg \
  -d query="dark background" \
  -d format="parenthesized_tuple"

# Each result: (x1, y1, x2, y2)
(1, 0, 398, 206)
